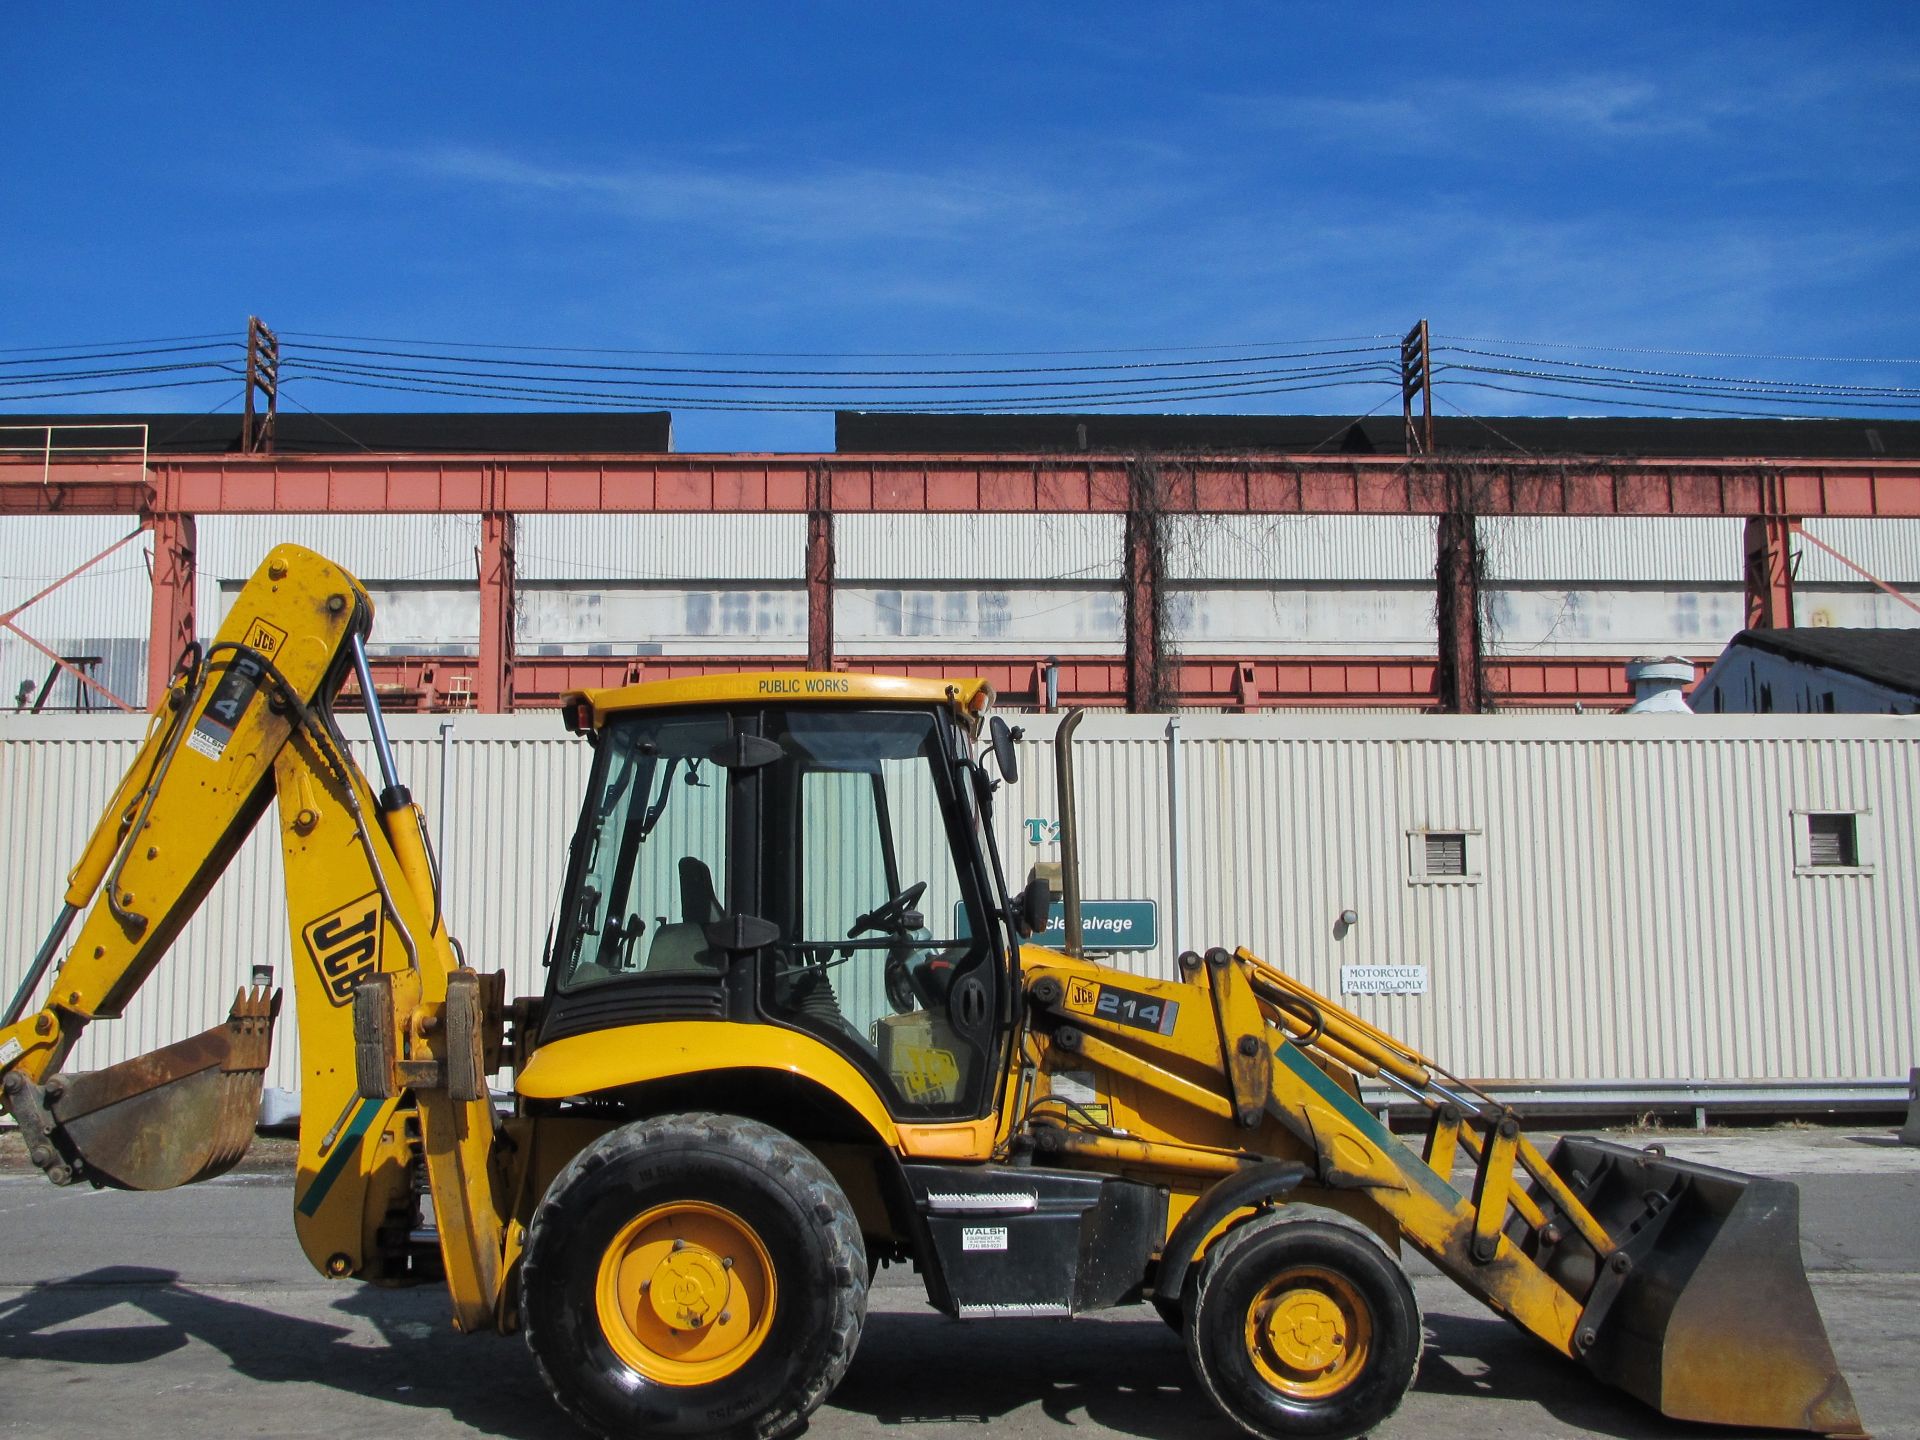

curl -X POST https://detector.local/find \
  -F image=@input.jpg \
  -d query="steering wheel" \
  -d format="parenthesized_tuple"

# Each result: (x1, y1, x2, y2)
(846, 880, 927, 942)
(844, 881, 929, 1014)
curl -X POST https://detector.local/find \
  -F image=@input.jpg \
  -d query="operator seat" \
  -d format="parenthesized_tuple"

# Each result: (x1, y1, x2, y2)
(642, 857, 724, 974)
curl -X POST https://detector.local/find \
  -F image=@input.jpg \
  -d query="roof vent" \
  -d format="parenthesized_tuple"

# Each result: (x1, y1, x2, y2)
(1625, 656, 1696, 714)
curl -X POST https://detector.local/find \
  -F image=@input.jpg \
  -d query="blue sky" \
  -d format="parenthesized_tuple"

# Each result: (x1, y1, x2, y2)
(3, 4, 1917, 450)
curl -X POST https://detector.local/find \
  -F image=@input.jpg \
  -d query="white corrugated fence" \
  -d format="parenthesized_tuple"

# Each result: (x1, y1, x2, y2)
(2, 711, 1915, 1098)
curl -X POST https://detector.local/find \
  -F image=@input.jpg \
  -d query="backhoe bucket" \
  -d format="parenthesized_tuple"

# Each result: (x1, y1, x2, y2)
(35, 987, 280, 1190)
(1533, 1136, 1862, 1437)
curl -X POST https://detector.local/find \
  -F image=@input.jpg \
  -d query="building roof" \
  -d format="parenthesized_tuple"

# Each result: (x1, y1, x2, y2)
(1728, 627, 1920, 697)
(7, 408, 1916, 460)
(835, 411, 1920, 459)
(0, 411, 672, 455)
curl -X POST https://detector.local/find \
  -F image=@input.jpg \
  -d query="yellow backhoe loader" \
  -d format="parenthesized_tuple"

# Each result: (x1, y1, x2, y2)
(0, 544, 1863, 1440)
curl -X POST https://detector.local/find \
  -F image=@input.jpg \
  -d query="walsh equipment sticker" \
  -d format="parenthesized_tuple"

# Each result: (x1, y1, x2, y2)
(304, 893, 383, 1006)
(1062, 976, 1180, 1036)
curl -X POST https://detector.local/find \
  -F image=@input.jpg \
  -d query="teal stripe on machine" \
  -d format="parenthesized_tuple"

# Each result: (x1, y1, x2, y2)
(297, 1098, 380, 1216)
(1272, 1040, 1463, 1206)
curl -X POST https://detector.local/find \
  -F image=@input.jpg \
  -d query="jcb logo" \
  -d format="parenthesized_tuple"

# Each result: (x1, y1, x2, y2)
(304, 894, 383, 1006)
(245, 616, 289, 661)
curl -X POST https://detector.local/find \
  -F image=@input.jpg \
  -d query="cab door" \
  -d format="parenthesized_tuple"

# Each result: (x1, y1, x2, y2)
(756, 707, 1006, 1121)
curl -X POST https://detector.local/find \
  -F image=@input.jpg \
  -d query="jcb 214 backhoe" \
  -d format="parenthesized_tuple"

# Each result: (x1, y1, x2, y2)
(0, 546, 1863, 1440)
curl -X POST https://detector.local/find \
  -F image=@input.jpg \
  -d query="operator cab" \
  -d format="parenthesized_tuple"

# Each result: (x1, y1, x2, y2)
(542, 675, 1020, 1122)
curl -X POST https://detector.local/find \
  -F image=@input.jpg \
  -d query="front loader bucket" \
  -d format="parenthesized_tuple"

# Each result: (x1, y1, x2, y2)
(29, 987, 280, 1191)
(1533, 1136, 1862, 1437)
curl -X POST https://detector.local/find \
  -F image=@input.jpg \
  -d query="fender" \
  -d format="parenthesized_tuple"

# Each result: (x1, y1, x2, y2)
(1152, 1160, 1310, 1305)
(517, 1019, 903, 1147)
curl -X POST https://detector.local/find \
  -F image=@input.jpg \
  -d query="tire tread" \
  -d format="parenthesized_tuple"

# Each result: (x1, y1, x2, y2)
(523, 1112, 868, 1440)
(1184, 1208, 1422, 1440)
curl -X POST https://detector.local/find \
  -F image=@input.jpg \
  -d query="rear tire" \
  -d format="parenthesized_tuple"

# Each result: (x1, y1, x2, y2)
(522, 1112, 868, 1440)
(1184, 1211, 1421, 1440)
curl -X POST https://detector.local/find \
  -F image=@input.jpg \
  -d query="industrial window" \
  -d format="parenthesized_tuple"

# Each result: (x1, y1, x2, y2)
(1793, 810, 1872, 876)
(1426, 833, 1467, 875)
(1407, 828, 1481, 884)
(1808, 814, 1855, 866)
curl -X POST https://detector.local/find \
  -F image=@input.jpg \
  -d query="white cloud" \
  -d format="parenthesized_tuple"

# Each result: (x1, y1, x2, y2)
(1213, 55, 1914, 152)
(363, 142, 1080, 245)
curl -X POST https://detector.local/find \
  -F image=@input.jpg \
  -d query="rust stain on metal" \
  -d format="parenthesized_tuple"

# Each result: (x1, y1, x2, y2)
(46, 987, 280, 1191)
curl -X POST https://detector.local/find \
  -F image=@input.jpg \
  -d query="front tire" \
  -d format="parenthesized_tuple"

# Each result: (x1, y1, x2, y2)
(522, 1113, 868, 1440)
(1184, 1211, 1421, 1440)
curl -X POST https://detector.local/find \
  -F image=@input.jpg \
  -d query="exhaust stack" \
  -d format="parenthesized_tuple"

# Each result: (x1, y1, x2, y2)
(1053, 708, 1087, 958)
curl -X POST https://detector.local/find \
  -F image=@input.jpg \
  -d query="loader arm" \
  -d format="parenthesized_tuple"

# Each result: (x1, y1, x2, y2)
(1018, 946, 1864, 1437)
(0, 545, 508, 1333)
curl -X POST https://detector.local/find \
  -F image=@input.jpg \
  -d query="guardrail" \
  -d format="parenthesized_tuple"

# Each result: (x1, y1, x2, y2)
(1359, 1077, 1911, 1129)
(0, 422, 148, 486)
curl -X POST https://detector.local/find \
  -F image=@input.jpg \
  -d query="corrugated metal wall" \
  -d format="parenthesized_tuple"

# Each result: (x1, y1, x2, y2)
(517, 514, 803, 581)
(1000, 713, 1920, 1084)
(199, 515, 480, 588)
(8, 514, 1918, 674)
(4, 713, 1916, 1092)
(839, 514, 1122, 581)
(1481, 517, 1743, 583)
(0, 515, 151, 709)
(1164, 516, 1435, 581)
(0, 716, 591, 1093)
(1796, 519, 1920, 585)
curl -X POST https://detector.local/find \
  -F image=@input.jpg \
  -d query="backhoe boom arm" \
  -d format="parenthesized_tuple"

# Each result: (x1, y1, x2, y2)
(0, 545, 508, 1331)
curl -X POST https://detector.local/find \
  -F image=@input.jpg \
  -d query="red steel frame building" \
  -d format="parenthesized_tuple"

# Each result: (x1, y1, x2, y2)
(3, 441, 1916, 715)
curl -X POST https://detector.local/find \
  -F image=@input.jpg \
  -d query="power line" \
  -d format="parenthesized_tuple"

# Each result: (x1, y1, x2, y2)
(1440, 363, 1920, 411)
(2, 321, 1918, 423)
(1441, 333, 1920, 366)
(279, 329, 1400, 359)
(0, 360, 245, 388)
(277, 353, 1396, 397)
(0, 374, 248, 404)
(283, 371, 1397, 413)
(0, 341, 242, 369)
(0, 332, 237, 356)
(1439, 377, 1894, 420)
(283, 337, 1395, 381)
(1436, 345, 1920, 398)
(1431, 390, 1541, 457)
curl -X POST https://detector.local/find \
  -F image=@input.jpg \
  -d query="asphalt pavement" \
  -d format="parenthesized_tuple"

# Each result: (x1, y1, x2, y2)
(0, 1127, 1914, 1440)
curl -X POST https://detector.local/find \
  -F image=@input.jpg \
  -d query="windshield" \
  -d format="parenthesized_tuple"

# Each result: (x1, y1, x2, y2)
(555, 710, 732, 990)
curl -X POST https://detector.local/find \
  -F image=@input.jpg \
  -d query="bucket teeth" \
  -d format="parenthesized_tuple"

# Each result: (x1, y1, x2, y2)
(35, 986, 282, 1191)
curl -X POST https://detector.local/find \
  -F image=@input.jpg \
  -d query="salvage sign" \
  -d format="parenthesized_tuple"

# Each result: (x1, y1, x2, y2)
(956, 899, 1158, 952)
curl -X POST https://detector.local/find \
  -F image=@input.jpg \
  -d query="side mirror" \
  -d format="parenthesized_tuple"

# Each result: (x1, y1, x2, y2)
(989, 715, 1019, 784)
(1017, 874, 1053, 938)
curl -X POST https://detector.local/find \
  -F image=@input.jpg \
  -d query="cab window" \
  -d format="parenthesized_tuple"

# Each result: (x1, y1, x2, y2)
(761, 708, 997, 1118)
(555, 711, 732, 991)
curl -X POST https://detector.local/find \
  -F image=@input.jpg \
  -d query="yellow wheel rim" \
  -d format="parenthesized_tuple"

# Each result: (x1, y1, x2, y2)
(1243, 1266, 1372, 1400)
(594, 1200, 777, 1386)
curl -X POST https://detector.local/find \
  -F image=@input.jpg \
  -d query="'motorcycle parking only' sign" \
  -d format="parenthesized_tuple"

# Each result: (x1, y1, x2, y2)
(1340, 965, 1428, 995)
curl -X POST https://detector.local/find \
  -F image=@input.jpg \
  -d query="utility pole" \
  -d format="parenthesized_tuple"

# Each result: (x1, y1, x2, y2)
(242, 316, 279, 455)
